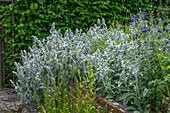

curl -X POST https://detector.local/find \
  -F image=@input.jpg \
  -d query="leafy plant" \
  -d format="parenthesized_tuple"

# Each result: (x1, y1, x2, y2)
(1, 0, 169, 86)
(11, 11, 169, 112)
(32, 61, 105, 113)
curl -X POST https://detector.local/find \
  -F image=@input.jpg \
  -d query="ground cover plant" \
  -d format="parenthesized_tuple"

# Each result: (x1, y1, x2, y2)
(11, 11, 169, 113)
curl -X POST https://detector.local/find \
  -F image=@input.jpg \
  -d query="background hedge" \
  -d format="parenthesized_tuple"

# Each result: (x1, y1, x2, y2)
(0, 0, 169, 85)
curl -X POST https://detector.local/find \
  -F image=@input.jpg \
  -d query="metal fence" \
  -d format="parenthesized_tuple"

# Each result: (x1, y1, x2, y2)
(0, 0, 15, 88)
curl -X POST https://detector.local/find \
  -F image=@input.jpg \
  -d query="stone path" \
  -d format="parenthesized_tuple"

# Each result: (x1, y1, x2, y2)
(0, 88, 37, 113)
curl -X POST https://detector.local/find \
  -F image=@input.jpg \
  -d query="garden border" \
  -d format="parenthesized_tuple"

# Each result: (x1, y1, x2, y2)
(68, 80, 134, 113)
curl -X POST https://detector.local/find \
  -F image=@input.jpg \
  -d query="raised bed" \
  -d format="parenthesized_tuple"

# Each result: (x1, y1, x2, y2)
(68, 80, 134, 113)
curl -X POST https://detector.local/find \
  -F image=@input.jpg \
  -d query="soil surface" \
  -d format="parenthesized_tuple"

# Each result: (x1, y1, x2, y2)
(0, 88, 37, 113)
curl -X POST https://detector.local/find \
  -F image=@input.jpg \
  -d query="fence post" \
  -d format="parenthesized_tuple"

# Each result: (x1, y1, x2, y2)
(0, 11, 5, 88)
(0, 0, 14, 87)
(12, 0, 15, 82)
(0, 11, 2, 88)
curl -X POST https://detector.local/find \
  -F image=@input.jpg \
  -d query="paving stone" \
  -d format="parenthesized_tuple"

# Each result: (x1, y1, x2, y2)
(9, 106, 16, 110)
(0, 95, 6, 98)
(6, 102, 15, 109)
(0, 104, 6, 109)
(2, 97, 8, 101)
(0, 88, 38, 113)
(15, 101, 23, 106)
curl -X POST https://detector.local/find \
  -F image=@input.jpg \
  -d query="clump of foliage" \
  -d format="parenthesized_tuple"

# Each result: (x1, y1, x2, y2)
(0, 0, 169, 85)
(33, 62, 100, 113)
(11, 12, 169, 112)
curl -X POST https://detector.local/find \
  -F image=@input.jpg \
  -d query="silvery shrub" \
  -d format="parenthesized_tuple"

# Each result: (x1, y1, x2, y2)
(11, 13, 169, 111)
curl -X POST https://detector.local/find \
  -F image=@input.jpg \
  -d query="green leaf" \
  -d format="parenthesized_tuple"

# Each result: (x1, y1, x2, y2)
(123, 95, 132, 106)
(134, 97, 142, 110)
(126, 106, 137, 111)
(34, 3, 38, 9)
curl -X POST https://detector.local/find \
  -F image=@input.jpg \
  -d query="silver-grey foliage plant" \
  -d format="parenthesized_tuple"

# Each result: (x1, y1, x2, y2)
(11, 19, 144, 109)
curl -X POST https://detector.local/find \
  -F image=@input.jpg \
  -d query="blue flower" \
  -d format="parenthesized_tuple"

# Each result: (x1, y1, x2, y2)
(133, 15, 136, 18)
(141, 12, 146, 16)
(136, 34, 138, 37)
(150, 16, 152, 19)
(144, 41, 147, 44)
(131, 19, 134, 22)
(158, 29, 162, 33)
(153, 19, 156, 25)
(142, 30, 147, 33)
(135, 18, 138, 21)
(166, 40, 169, 45)
(154, 25, 157, 28)
(150, 31, 153, 33)
(163, 47, 165, 51)
(157, 35, 160, 39)
(157, 43, 160, 45)
(148, 28, 151, 31)
(137, 52, 140, 55)
(166, 29, 169, 33)
(144, 26, 147, 29)
(168, 38, 170, 40)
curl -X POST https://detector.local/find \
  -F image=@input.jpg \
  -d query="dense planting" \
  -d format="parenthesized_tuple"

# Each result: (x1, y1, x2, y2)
(0, 0, 169, 84)
(11, 12, 169, 112)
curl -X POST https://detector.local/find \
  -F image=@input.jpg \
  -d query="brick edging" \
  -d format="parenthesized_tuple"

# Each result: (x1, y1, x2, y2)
(68, 80, 134, 113)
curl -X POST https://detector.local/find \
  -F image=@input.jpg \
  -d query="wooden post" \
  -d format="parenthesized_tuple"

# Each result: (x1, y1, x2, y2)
(0, 11, 2, 88)
(12, 0, 15, 82)
(0, 0, 13, 87)
(0, 14, 5, 86)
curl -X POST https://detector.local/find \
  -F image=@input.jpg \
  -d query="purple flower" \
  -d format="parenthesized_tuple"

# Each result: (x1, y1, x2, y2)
(135, 37, 137, 40)
(142, 30, 147, 33)
(166, 29, 169, 33)
(157, 35, 160, 39)
(148, 28, 151, 31)
(131, 19, 134, 22)
(144, 26, 147, 29)
(154, 25, 157, 28)
(158, 29, 162, 33)
(166, 40, 169, 45)
(133, 15, 136, 18)
(136, 34, 138, 37)
(150, 31, 153, 33)
(150, 16, 152, 19)
(137, 52, 140, 55)
(144, 41, 147, 44)
(153, 19, 156, 25)
(163, 47, 165, 51)
(135, 18, 138, 21)
(141, 12, 146, 16)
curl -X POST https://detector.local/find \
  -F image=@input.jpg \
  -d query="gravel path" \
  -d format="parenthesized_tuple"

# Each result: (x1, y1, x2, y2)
(0, 88, 37, 113)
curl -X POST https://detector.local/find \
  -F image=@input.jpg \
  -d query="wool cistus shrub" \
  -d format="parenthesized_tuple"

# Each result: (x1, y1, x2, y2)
(11, 12, 169, 112)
